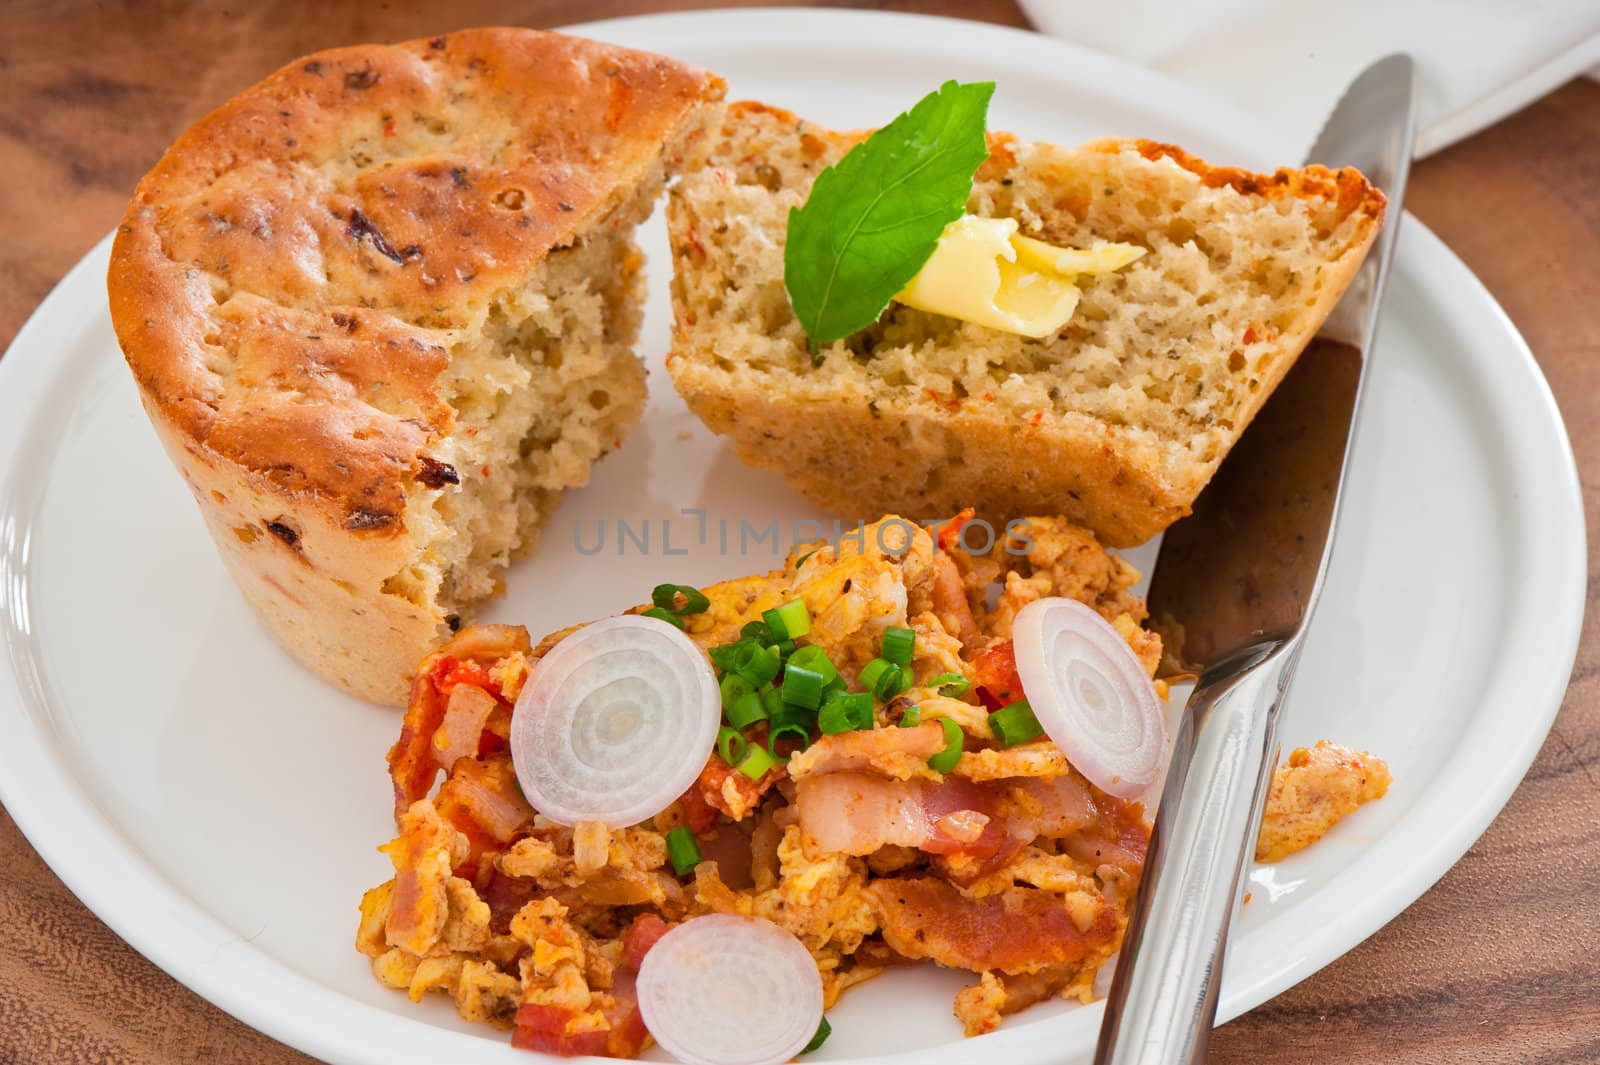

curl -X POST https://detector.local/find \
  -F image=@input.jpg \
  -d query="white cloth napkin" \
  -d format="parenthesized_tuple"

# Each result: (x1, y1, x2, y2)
(1017, 0, 1600, 157)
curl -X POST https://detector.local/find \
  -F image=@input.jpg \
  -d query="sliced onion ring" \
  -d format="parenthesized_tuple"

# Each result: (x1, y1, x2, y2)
(637, 915, 824, 1065)
(1011, 597, 1164, 798)
(510, 614, 720, 828)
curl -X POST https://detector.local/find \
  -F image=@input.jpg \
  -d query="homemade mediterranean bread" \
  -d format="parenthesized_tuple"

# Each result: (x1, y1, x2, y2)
(109, 29, 725, 704)
(666, 102, 1384, 546)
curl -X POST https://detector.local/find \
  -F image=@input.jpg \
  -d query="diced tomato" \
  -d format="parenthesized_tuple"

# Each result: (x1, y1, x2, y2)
(435, 656, 497, 697)
(971, 640, 1024, 707)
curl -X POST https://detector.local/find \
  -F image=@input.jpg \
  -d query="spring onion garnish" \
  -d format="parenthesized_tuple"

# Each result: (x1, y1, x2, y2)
(731, 641, 782, 688)
(652, 583, 711, 616)
(666, 825, 703, 876)
(717, 725, 749, 767)
(989, 698, 1045, 748)
(881, 626, 916, 667)
(928, 671, 971, 697)
(720, 673, 754, 712)
(764, 599, 812, 641)
(927, 716, 965, 773)
(726, 689, 767, 730)
(737, 742, 782, 781)
(1010, 596, 1164, 798)
(859, 657, 908, 701)
(510, 615, 721, 827)
(767, 706, 814, 757)
(818, 692, 875, 735)
(741, 620, 776, 646)
(641, 606, 686, 629)
(761, 686, 786, 719)
(637, 915, 825, 1065)
(898, 705, 923, 728)
(781, 662, 826, 711)
(802, 1017, 832, 1055)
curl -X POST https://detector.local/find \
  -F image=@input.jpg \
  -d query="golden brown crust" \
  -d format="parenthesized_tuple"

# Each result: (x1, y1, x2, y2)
(667, 103, 1384, 547)
(111, 27, 722, 534)
(109, 28, 725, 702)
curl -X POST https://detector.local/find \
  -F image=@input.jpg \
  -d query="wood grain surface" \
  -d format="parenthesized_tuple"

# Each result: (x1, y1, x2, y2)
(1, 3, 1595, 1063)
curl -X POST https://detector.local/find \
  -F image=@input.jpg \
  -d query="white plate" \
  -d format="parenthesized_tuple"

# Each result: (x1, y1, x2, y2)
(0, 10, 1584, 1065)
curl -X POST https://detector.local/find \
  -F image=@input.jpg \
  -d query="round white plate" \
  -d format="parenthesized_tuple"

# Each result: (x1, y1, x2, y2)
(0, 10, 1584, 1065)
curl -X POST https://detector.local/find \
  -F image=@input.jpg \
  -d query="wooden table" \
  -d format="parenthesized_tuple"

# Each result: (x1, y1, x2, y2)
(2, 3, 1595, 1062)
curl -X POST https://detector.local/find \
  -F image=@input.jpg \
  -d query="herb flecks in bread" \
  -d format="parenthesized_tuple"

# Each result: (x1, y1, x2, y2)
(667, 102, 1383, 546)
(109, 29, 726, 704)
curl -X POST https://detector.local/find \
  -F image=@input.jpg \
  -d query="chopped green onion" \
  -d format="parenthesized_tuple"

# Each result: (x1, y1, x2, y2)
(726, 690, 767, 730)
(929, 671, 971, 698)
(764, 599, 812, 641)
(818, 692, 875, 734)
(652, 583, 710, 615)
(898, 705, 923, 728)
(774, 638, 796, 660)
(642, 606, 686, 629)
(708, 638, 754, 671)
(741, 620, 775, 646)
(781, 662, 826, 711)
(767, 717, 812, 757)
(802, 1017, 831, 1055)
(927, 717, 965, 773)
(761, 686, 786, 719)
(717, 726, 749, 767)
(988, 698, 1044, 748)
(731, 641, 781, 688)
(665, 825, 702, 876)
(788, 645, 840, 686)
(859, 657, 907, 701)
(737, 743, 781, 780)
(881, 626, 916, 667)
(720, 673, 755, 713)
(794, 549, 818, 570)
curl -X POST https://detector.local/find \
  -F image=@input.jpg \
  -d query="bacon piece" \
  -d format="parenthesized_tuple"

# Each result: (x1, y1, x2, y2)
(932, 551, 984, 653)
(436, 754, 535, 842)
(695, 825, 755, 890)
(435, 684, 496, 770)
(622, 913, 670, 971)
(785, 722, 946, 780)
(387, 625, 530, 821)
(796, 772, 935, 855)
(1065, 791, 1150, 877)
(388, 667, 450, 820)
(797, 768, 1119, 888)
(512, 937, 656, 1057)
(480, 869, 536, 935)
(511, 1004, 610, 1057)
(380, 800, 461, 956)
(870, 878, 1119, 974)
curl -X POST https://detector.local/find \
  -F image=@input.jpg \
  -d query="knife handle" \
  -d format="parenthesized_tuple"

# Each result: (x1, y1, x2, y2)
(1093, 641, 1300, 1065)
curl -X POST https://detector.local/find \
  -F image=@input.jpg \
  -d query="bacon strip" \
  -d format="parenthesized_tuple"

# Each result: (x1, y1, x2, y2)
(796, 771, 1101, 861)
(870, 878, 1119, 974)
(386, 626, 531, 821)
(785, 722, 946, 780)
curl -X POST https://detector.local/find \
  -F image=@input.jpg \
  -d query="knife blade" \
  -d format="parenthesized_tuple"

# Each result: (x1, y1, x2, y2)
(1094, 54, 1416, 1065)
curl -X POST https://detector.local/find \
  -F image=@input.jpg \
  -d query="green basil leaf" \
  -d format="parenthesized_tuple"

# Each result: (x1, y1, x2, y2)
(783, 80, 994, 353)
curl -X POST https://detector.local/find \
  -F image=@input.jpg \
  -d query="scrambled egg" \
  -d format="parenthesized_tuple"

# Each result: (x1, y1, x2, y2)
(357, 515, 1388, 1055)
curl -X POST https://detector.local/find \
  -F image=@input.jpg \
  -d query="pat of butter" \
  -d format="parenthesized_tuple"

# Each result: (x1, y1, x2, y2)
(894, 215, 1146, 338)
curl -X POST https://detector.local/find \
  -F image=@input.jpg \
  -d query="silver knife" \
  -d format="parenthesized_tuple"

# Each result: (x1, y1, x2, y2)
(1093, 54, 1416, 1065)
